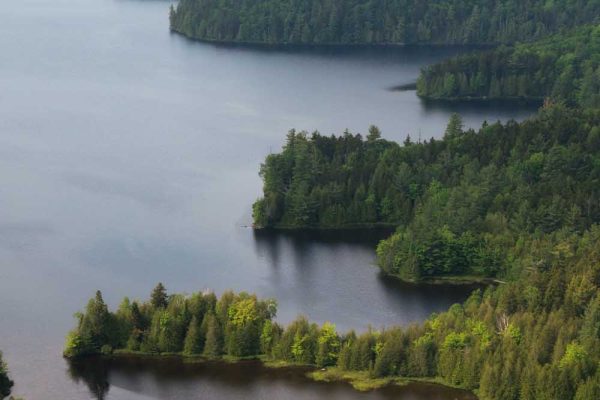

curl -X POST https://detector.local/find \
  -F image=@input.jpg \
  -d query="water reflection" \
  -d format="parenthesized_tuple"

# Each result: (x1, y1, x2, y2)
(251, 228, 482, 331)
(171, 36, 478, 63)
(419, 97, 542, 128)
(252, 228, 393, 269)
(68, 357, 110, 400)
(68, 356, 477, 400)
(0, 0, 531, 398)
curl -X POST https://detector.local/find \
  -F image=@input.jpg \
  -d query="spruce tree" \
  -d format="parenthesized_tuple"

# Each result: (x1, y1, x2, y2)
(150, 283, 168, 309)
(183, 316, 203, 356)
(202, 314, 222, 358)
(444, 113, 463, 139)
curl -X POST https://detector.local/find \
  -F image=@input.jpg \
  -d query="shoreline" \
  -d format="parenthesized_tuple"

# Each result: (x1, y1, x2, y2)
(253, 225, 500, 286)
(417, 95, 545, 104)
(67, 352, 478, 397)
(252, 222, 398, 230)
(310, 367, 478, 394)
(169, 28, 498, 49)
(385, 273, 501, 286)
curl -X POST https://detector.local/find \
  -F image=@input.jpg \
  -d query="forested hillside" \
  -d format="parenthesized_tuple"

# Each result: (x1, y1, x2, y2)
(65, 237, 600, 400)
(416, 24, 600, 106)
(253, 106, 600, 281)
(169, 0, 600, 45)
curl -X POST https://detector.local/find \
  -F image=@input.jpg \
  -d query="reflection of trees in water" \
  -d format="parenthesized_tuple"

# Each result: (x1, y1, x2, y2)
(64, 356, 476, 400)
(253, 228, 391, 262)
(419, 97, 541, 116)
(67, 357, 110, 400)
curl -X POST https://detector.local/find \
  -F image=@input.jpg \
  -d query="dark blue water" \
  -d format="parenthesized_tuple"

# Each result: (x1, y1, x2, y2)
(0, 0, 535, 398)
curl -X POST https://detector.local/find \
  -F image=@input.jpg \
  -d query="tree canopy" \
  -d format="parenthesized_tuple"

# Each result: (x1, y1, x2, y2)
(169, 0, 600, 45)
(0, 352, 14, 400)
(417, 24, 600, 106)
(253, 105, 600, 281)
(65, 234, 600, 400)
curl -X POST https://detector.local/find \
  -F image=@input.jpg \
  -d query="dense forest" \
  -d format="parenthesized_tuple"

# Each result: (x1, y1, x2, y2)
(0, 353, 13, 400)
(169, 0, 600, 45)
(65, 240, 600, 400)
(417, 24, 600, 106)
(253, 105, 600, 281)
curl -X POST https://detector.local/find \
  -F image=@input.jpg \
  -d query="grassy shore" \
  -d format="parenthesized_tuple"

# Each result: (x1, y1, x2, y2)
(310, 367, 477, 394)
(254, 222, 398, 230)
(98, 352, 476, 396)
(383, 272, 501, 286)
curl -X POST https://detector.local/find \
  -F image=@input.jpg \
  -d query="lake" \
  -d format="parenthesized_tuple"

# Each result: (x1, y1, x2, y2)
(67, 356, 477, 400)
(0, 0, 537, 399)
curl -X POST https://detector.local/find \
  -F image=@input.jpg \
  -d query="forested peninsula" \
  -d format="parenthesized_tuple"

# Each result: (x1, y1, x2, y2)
(416, 24, 600, 105)
(252, 105, 600, 282)
(60, 4, 600, 400)
(168, 0, 600, 45)
(66, 249, 600, 400)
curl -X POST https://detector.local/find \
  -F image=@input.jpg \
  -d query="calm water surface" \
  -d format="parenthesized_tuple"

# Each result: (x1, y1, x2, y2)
(68, 357, 477, 400)
(0, 0, 536, 399)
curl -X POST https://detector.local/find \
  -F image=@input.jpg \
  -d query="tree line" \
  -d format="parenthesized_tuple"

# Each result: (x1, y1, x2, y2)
(416, 24, 600, 107)
(64, 283, 340, 368)
(65, 229, 600, 400)
(253, 105, 600, 281)
(169, 0, 600, 45)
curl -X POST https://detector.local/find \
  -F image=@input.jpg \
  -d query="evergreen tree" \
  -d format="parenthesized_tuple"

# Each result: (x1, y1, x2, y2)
(444, 113, 463, 139)
(202, 313, 222, 358)
(170, 0, 600, 46)
(367, 125, 381, 142)
(150, 283, 168, 309)
(183, 316, 204, 356)
(417, 25, 600, 106)
(0, 352, 13, 399)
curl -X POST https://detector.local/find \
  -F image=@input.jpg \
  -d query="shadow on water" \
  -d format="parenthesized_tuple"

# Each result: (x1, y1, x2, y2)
(377, 271, 485, 308)
(250, 227, 392, 281)
(250, 227, 484, 330)
(253, 227, 395, 247)
(68, 357, 110, 400)
(419, 97, 543, 119)
(170, 32, 484, 63)
(67, 356, 477, 400)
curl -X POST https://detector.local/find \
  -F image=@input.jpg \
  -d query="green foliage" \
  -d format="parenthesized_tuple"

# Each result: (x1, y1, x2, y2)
(256, 105, 600, 282)
(559, 342, 591, 372)
(64, 67, 600, 399)
(183, 316, 203, 355)
(64, 227, 600, 399)
(64, 287, 278, 362)
(150, 282, 168, 309)
(63, 291, 119, 357)
(253, 129, 399, 228)
(316, 322, 340, 367)
(0, 352, 13, 399)
(170, 0, 600, 45)
(575, 371, 600, 400)
(202, 313, 223, 358)
(417, 24, 600, 106)
(230, 78, 600, 398)
(444, 113, 463, 138)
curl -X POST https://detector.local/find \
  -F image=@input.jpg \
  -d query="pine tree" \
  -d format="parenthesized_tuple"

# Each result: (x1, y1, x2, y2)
(367, 125, 381, 142)
(444, 113, 463, 139)
(151, 283, 168, 309)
